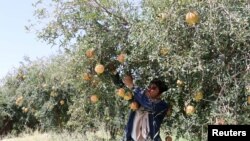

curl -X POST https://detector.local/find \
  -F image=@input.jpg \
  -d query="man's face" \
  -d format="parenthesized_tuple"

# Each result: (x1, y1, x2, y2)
(146, 84, 160, 99)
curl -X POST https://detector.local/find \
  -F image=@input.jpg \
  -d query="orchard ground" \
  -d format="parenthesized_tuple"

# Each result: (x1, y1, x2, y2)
(1, 127, 188, 141)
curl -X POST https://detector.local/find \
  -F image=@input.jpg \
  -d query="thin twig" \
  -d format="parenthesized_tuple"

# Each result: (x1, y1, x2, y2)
(92, 0, 129, 26)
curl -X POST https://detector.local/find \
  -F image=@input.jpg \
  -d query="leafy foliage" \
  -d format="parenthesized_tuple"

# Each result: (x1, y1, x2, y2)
(1, 0, 250, 140)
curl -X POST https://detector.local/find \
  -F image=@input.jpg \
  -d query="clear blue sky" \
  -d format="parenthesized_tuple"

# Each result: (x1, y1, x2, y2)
(0, 0, 58, 79)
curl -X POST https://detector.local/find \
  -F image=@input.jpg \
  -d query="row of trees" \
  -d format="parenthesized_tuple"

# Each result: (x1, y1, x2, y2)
(1, 0, 250, 140)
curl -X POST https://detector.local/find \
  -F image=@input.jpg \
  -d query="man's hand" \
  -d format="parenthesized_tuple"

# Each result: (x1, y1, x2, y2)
(122, 75, 134, 89)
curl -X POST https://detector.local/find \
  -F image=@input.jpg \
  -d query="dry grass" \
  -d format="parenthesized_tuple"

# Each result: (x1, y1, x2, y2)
(1, 127, 188, 141)
(1, 129, 114, 141)
(2, 131, 79, 141)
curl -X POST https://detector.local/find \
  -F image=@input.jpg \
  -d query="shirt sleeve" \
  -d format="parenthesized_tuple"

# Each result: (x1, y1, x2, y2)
(132, 87, 153, 110)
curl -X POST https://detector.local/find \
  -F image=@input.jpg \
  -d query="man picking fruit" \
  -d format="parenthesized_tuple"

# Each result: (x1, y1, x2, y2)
(121, 75, 169, 141)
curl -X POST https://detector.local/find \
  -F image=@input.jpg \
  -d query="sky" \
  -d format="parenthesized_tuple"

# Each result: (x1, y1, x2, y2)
(0, 0, 58, 79)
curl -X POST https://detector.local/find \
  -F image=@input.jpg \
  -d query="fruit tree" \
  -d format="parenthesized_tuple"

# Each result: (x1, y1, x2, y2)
(0, 0, 249, 140)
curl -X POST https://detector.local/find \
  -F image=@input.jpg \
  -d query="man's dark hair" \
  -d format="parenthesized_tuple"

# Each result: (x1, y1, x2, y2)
(150, 78, 168, 94)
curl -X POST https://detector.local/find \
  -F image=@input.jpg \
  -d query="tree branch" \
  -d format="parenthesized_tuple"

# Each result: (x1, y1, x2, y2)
(91, 0, 129, 26)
